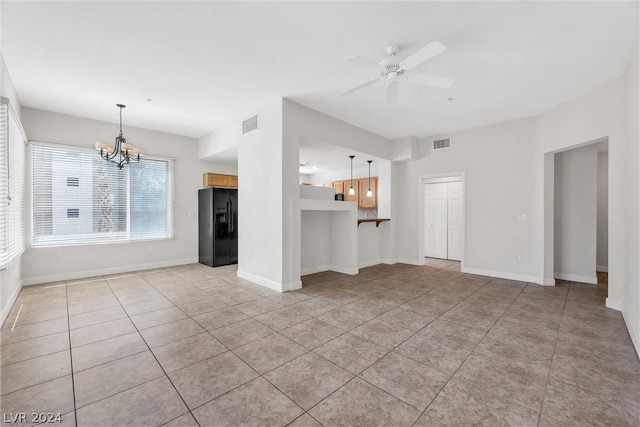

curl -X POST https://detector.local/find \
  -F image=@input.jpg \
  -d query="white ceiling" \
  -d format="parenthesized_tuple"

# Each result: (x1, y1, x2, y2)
(298, 140, 384, 177)
(1, 2, 638, 142)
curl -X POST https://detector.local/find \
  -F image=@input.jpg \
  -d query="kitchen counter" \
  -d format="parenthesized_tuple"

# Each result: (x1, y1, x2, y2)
(357, 218, 390, 227)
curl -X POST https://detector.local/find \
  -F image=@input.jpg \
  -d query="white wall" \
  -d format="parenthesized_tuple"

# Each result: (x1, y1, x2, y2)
(535, 77, 627, 308)
(283, 101, 391, 161)
(300, 211, 331, 274)
(533, 49, 638, 353)
(198, 122, 239, 161)
(0, 51, 23, 325)
(395, 117, 538, 281)
(358, 221, 393, 268)
(623, 35, 639, 353)
(284, 99, 392, 286)
(597, 151, 609, 271)
(554, 144, 598, 284)
(234, 100, 295, 290)
(535, 78, 625, 296)
(305, 165, 378, 186)
(301, 209, 362, 275)
(20, 108, 220, 284)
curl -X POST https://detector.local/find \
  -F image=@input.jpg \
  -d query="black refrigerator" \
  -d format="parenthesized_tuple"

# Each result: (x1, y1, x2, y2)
(198, 187, 238, 267)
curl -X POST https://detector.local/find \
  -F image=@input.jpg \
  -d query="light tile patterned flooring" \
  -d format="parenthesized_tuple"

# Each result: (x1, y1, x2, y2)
(1, 260, 638, 426)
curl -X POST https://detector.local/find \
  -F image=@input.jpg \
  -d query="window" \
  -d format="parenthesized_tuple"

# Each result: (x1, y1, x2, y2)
(0, 100, 26, 269)
(31, 142, 173, 247)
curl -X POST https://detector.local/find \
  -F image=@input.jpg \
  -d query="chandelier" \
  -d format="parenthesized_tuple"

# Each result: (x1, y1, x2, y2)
(95, 104, 144, 169)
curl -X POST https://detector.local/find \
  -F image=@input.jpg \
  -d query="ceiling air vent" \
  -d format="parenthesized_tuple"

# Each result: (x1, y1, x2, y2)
(433, 138, 451, 150)
(242, 115, 258, 135)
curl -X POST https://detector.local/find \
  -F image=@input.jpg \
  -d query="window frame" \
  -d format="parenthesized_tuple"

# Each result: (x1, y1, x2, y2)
(30, 141, 175, 248)
(0, 97, 27, 270)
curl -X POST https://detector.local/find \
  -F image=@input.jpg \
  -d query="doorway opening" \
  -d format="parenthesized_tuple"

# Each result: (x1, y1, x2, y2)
(419, 174, 465, 264)
(553, 140, 608, 285)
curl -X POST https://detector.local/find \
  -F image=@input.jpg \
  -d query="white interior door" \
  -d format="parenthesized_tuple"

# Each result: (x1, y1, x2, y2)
(424, 183, 448, 259)
(447, 181, 463, 261)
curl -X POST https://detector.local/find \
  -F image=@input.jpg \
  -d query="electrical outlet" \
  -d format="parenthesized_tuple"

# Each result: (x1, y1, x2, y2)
(517, 252, 524, 262)
(517, 214, 527, 222)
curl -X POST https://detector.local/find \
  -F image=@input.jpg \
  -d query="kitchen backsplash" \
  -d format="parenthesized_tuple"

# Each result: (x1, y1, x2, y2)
(358, 209, 378, 219)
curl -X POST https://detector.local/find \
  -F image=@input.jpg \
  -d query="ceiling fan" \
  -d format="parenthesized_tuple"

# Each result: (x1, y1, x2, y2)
(339, 42, 454, 105)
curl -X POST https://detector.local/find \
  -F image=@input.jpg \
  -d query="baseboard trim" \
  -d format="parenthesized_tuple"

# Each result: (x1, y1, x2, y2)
(397, 258, 425, 266)
(621, 307, 640, 357)
(21, 257, 198, 286)
(596, 265, 609, 273)
(554, 272, 598, 285)
(301, 265, 358, 276)
(289, 280, 302, 291)
(301, 265, 332, 276)
(237, 270, 283, 293)
(461, 266, 541, 285)
(542, 278, 556, 286)
(331, 265, 359, 275)
(1, 279, 23, 328)
(358, 259, 383, 269)
(605, 297, 623, 312)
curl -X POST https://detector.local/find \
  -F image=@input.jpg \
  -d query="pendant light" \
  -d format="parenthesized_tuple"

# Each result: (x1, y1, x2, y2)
(348, 155, 355, 195)
(366, 160, 373, 197)
(95, 104, 144, 169)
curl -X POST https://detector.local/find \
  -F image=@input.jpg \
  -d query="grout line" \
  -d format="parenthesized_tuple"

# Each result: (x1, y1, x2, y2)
(106, 274, 203, 427)
(536, 282, 570, 427)
(63, 281, 79, 427)
(6, 262, 626, 427)
(0, 372, 73, 399)
(286, 266, 468, 422)
(10, 303, 24, 331)
(0, 335, 70, 368)
(70, 347, 149, 375)
(410, 279, 531, 425)
(7, 314, 71, 331)
(45, 277, 108, 289)
(73, 375, 165, 412)
(0, 324, 69, 347)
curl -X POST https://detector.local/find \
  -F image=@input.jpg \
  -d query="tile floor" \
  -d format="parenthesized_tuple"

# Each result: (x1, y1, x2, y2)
(1, 260, 638, 426)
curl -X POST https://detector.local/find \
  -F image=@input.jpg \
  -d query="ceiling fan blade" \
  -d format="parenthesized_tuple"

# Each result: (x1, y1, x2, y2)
(386, 79, 398, 105)
(400, 41, 447, 69)
(407, 73, 454, 89)
(346, 56, 383, 70)
(339, 77, 382, 97)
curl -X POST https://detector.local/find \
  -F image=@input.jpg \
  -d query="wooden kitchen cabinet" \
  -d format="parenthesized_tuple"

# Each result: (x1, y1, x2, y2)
(203, 173, 238, 188)
(328, 177, 377, 208)
(358, 177, 377, 209)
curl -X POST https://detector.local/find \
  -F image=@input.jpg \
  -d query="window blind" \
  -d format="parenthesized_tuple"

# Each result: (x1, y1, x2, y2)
(0, 101, 26, 269)
(31, 142, 173, 247)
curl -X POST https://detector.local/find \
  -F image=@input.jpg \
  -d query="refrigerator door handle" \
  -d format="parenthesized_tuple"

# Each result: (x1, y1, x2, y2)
(229, 199, 234, 235)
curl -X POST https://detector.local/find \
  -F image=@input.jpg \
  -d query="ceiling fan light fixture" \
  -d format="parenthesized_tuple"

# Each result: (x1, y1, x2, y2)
(340, 41, 454, 104)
